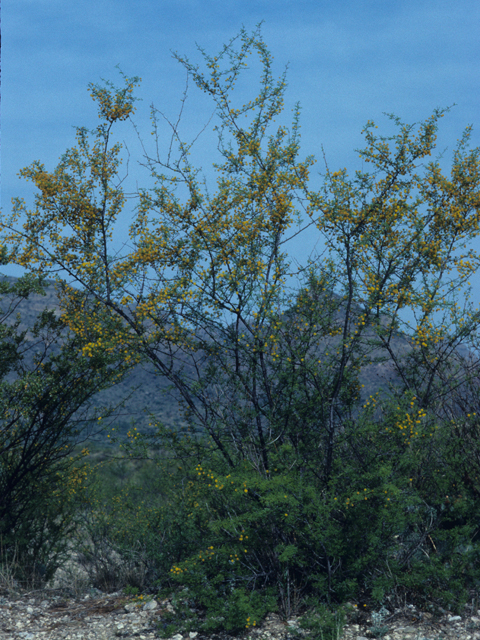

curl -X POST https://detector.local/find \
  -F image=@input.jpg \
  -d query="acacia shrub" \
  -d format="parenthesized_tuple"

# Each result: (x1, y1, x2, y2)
(2, 23, 480, 621)
(78, 387, 480, 624)
(68, 436, 206, 594)
(0, 272, 135, 588)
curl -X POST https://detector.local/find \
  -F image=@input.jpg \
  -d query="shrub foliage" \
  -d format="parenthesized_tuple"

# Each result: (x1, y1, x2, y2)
(0, 269, 135, 588)
(2, 22, 480, 630)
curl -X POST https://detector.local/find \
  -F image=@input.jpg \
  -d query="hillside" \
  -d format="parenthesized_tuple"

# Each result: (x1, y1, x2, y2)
(1, 273, 479, 445)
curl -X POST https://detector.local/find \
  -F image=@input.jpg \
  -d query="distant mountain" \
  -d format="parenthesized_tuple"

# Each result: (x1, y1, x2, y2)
(0, 274, 190, 441)
(1, 274, 479, 445)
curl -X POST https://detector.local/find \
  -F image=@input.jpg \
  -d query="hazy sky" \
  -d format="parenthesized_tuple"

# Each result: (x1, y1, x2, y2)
(3, 0, 480, 351)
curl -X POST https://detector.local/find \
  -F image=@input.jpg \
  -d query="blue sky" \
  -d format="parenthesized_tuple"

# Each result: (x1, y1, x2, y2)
(3, 0, 480, 353)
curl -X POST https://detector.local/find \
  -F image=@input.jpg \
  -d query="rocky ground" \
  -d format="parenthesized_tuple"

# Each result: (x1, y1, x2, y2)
(2, 528, 480, 640)
(2, 585, 480, 640)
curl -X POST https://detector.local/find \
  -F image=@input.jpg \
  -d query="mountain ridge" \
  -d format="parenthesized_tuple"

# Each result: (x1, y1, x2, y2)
(1, 273, 479, 444)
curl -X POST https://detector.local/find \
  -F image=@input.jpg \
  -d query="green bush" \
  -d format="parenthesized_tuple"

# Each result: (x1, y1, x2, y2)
(76, 384, 480, 627)
(0, 273, 133, 590)
(155, 585, 277, 636)
(297, 603, 348, 640)
(5, 23, 480, 626)
(0, 457, 91, 590)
